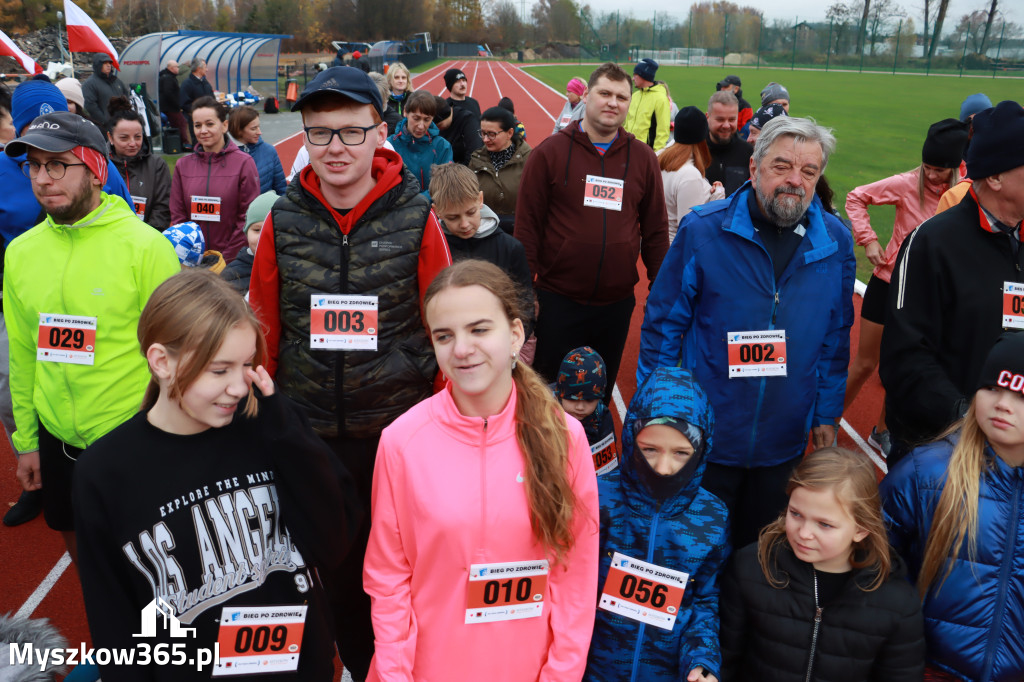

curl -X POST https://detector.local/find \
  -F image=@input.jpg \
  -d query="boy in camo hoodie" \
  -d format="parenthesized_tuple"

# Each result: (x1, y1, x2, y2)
(584, 367, 729, 682)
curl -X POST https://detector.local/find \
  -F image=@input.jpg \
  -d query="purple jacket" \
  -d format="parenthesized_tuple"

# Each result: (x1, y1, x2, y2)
(170, 136, 259, 261)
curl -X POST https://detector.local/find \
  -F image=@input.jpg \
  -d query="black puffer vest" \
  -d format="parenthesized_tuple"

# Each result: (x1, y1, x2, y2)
(272, 167, 436, 438)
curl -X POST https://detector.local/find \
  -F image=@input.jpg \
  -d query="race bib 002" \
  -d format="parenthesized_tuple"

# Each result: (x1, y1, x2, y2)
(727, 330, 787, 378)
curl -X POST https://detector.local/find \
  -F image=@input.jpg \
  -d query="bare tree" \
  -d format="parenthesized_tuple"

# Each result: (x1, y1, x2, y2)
(928, 0, 950, 58)
(980, 0, 997, 55)
(857, 0, 871, 54)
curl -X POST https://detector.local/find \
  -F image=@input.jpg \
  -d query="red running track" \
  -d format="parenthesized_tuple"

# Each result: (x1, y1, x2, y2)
(0, 60, 886, 679)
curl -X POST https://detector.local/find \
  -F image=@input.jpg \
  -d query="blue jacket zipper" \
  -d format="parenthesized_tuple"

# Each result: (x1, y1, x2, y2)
(979, 470, 1022, 681)
(627, 510, 661, 682)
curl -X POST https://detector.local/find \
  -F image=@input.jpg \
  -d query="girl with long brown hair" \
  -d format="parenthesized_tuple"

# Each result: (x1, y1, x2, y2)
(882, 331, 1024, 681)
(721, 447, 924, 682)
(363, 259, 599, 681)
(658, 106, 724, 243)
(73, 269, 358, 680)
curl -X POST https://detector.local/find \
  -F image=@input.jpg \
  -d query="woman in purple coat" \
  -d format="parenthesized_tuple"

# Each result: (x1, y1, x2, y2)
(171, 96, 259, 262)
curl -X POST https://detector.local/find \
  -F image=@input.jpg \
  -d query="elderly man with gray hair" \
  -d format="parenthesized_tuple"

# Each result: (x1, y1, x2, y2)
(179, 57, 214, 150)
(638, 115, 855, 549)
(159, 58, 190, 148)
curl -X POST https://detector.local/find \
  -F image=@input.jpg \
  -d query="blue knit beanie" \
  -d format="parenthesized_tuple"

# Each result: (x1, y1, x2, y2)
(966, 100, 1024, 180)
(960, 93, 992, 122)
(12, 81, 69, 137)
(633, 59, 658, 83)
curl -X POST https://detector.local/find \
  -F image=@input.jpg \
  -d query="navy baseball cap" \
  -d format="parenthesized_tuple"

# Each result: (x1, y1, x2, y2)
(291, 66, 383, 118)
(5, 110, 108, 158)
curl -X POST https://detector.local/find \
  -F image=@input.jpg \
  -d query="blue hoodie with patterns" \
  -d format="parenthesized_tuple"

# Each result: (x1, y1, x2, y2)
(584, 367, 730, 682)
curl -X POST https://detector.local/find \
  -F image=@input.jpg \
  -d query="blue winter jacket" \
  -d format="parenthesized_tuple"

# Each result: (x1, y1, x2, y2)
(240, 137, 287, 195)
(0, 152, 133, 247)
(584, 367, 730, 682)
(387, 118, 452, 199)
(881, 437, 1024, 682)
(637, 182, 855, 468)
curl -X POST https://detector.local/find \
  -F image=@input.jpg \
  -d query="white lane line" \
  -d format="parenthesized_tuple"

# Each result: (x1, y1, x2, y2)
(416, 60, 461, 93)
(469, 60, 478, 98)
(495, 62, 556, 122)
(16, 552, 71, 619)
(487, 60, 502, 99)
(840, 418, 888, 474)
(612, 383, 627, 422)
(512, 65, 567, 100)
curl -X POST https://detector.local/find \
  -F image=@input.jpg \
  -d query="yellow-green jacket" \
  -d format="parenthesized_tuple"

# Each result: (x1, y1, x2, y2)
(624, 82, 671, 151)
(4, 193, 179, 452)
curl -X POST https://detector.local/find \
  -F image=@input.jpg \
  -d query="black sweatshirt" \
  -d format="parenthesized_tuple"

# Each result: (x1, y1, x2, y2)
(880, 190, 1024, 446)
(73, 392, 361, 681)
(706, 134, 753, 197)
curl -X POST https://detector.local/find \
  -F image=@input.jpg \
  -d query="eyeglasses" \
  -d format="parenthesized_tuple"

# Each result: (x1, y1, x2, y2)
(478, 130, 507, 140)
(304, 125, 379, 147)
(20, 160, 89, 180)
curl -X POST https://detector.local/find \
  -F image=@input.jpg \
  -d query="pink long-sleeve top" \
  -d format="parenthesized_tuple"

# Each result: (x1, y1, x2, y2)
(846, 169, 949, 283)
(364, 382, 600, 682)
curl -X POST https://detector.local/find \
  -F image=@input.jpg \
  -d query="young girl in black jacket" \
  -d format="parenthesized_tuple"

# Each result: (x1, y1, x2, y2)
(720, 447, 924, 682)
(74, 270, 360, 681)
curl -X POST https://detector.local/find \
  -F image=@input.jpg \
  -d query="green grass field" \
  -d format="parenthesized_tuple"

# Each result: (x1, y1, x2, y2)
(524, 64, 1022, 281)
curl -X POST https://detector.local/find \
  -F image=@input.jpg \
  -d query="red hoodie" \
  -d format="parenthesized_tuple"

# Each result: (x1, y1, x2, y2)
(249, 149, 451, 375)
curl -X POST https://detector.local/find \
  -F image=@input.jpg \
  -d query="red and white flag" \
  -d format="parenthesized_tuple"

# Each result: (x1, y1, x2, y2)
(64, 0, 120, 70)
(0, 30, 43, 75)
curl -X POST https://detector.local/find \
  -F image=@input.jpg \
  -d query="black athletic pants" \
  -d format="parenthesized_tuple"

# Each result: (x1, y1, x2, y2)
(702, 453, 804, 551)
(532, 289, 635, 401)
(319, 433, 379, 682)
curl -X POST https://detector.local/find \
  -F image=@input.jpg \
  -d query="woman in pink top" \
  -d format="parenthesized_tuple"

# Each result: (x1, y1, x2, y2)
(364, 259, 600, 682)
(844, 119, 967, 454)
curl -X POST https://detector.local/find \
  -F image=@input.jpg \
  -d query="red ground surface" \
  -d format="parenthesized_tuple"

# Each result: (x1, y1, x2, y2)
(0, 60, 884, 679)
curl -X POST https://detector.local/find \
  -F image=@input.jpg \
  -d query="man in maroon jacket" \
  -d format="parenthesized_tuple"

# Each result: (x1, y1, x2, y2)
(515, 62, 668, 393)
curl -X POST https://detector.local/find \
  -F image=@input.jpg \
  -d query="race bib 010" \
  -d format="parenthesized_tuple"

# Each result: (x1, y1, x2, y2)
(466, 560, 549, 624)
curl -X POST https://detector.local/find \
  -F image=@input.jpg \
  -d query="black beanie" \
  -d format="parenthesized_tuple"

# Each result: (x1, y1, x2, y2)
(444, 68, 466, 92)
(976, 331, 1024, 393)
(966, 100, 1024, 180)
(921, 118, 969, 169)
(633, 58, 658, 83)
(673, 106, 708, 145)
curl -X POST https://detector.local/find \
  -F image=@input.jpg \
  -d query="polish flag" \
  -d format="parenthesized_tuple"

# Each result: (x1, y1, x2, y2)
(64, 0, 120, 70)
(0, 30, 42, 74)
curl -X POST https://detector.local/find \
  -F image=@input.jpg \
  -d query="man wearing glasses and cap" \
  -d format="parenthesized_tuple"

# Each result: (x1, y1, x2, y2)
(249, 65, 451, 681)
(3, 111, 178, 558)
(444, 67, 481, 119)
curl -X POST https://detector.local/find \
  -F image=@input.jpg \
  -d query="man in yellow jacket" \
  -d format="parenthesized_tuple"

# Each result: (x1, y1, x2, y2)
(3, 111, 179, 559)
(623, 58, 670, 151)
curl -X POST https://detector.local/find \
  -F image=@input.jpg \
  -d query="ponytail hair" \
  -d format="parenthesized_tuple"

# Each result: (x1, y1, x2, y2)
(757, 446, 892, 592)
(423, 260, 577, 564)
(917, 405, 985, 598)
(107, 95, 143, 133)
(138, 269, 267, 417)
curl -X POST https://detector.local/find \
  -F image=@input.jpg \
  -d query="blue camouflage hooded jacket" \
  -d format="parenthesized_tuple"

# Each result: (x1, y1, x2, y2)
(584, 367, 730, 682)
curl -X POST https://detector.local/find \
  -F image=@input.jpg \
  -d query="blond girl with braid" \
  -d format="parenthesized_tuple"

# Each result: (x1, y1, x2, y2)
(882, 331, 1024, 682)
(363, 259, 599, 682)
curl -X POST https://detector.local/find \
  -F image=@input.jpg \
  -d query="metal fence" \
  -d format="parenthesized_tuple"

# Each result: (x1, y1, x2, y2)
(578, 9, 1024, 78)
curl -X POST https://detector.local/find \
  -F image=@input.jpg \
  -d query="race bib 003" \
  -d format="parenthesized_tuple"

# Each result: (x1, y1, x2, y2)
(1002, 282, 1024, 329)
(310, 295, 379, 351)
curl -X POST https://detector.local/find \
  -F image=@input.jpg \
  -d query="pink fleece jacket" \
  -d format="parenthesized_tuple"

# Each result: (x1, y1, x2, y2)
(845, 169, 950, 283)
(364, 383, 600, 682)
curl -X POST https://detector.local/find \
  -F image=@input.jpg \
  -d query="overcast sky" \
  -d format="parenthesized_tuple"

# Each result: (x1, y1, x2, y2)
(577, 0, 1016, 30)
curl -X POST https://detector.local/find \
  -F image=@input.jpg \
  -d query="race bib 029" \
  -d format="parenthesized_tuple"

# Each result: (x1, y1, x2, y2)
(37, 313, 97, 366)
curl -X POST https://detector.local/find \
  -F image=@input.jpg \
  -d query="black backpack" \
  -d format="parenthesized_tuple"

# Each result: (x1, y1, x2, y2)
(264, 97, 279, 114)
